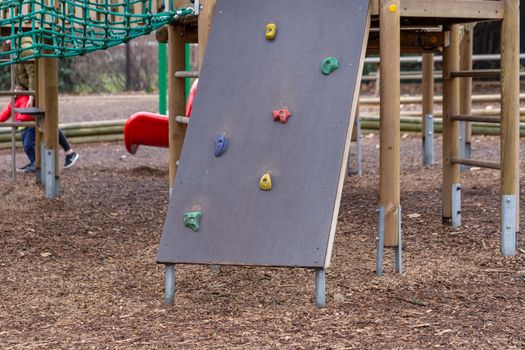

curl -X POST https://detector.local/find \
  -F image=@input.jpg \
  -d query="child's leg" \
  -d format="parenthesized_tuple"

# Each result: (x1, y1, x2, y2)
(58, 129, 72, 153)
(21, 127, 36, 164)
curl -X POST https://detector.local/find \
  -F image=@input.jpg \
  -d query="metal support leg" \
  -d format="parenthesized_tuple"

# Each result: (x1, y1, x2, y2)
(165, 264, 175, 304)
(347, 117, 362, 176)
(44, 148, 59, 198)
(376, 206, 385, 276)
(451, 183, 461, 227)
(423, 113, 434, 166)
(36, 143, 45, 185)
(315, 268, 326, 308)
(460, 122, 468, 172)
(501, 195, 517, 256)
(395, 206, 402, 274)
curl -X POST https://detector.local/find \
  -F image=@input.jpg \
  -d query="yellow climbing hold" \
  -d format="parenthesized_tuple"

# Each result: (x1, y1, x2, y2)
(266, 23, 277, 41)
(260, 173, 272, 191)
(388, 4, 397, 13)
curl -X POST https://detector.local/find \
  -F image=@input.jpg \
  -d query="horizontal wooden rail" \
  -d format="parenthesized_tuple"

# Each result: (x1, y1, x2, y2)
(175, 116, 189, 124)
(359, 93, 525, 105)
(1, 122, 36, 127)
(450, 69, 501, 78)
(450, 115, 501, 124)
(450, 157, 500, 170)
(0, 90, 35, 97)
(174, 70, 199, 78)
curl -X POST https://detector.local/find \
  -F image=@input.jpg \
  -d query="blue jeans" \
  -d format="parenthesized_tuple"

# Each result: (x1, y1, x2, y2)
(21, 127, 35, 164)
(20, 128, 71, 165)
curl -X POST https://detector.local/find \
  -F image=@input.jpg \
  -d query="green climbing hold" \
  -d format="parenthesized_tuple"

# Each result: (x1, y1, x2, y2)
(321, 57, 339, 75)
(184, 211, 202, 232)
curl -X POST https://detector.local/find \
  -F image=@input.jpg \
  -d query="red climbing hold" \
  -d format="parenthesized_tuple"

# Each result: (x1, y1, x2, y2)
(272, 108, 292, 124)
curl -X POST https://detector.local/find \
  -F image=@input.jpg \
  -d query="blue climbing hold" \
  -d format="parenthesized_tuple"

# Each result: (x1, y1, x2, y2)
(214, 135, 228, 157)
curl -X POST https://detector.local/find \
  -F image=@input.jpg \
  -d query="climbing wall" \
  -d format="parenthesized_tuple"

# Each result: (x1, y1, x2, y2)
(157, 0, 369, 268)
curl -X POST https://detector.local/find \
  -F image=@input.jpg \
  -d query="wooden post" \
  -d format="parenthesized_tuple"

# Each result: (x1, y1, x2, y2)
(43, 56, 60, 197)
(442, 25, 461, 224)
(168, 24, 187, 191)
(379, 0, 400, 247)
(198, 0, 216, 69)
(460, 25, 473, 165)
(35, 59, 43, 184)
(422, 53, 434, 165)
(422, 54, 434, 122)
(500, 0, 520, 252)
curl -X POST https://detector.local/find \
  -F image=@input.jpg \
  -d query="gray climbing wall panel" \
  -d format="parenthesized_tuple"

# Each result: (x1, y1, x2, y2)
(157, 0, 369, 268)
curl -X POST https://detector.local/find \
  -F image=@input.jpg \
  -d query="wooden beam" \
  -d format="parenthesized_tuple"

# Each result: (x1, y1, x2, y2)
(168, 24, 187, 190)
(379, 0, 400, 248)
(367, 30, 447, 54)
(370, 0, 504, 20)
(42, 57, 59, 178)
(451, 157, 501, 170)
(442, 24, 461, 223)
(500, 0, 520, 230)
(460, 25, 474, 146)
(198, 0, 216, 69)
(422, 53, 434, 146)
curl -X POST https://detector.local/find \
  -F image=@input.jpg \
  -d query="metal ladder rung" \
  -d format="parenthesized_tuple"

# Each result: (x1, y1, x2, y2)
(175, 71, 199, 78)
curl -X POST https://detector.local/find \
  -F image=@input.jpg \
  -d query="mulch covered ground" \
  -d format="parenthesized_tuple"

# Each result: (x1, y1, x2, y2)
(1, 122, 524, 348)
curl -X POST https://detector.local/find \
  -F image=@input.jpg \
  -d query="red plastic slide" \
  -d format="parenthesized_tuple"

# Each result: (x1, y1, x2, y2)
(124, 112, 169, 154)
(124, 79, 198, 154)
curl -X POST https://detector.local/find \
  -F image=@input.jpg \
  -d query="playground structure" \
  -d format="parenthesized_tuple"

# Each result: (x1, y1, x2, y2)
(155, 0, 521, 307)
(0, 0, 520, 308)
(0, 0, 192, 196)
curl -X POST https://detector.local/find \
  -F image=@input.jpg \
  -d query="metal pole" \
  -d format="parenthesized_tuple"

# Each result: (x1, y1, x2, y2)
(10, 63, 16, 180)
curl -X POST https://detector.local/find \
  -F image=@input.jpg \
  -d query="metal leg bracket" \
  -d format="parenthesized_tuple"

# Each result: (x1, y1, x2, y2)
(395, 207, 403, 274)
(376, 206, 403, 276)
(501, 195, 517, 256)
(315, 268, 326, 308)
(44, 148, 59, 198)
(451, 183, 461, 227)
(423, 113, 434, 166)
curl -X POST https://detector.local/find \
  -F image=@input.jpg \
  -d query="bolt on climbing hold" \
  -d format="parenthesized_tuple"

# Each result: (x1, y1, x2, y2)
(184, 211, 202, 232)
(214, 134, 228, 157)
(321, 57, 339, 75)
(266, 23, 277, 41)
(272, 108, 292, 124)
(388, 4, 398, 13)
(260, 173, 272, 191)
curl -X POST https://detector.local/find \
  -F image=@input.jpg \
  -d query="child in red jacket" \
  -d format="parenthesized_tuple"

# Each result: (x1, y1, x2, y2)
(0, 92, 37, 172)
(0, 88, 80, 173)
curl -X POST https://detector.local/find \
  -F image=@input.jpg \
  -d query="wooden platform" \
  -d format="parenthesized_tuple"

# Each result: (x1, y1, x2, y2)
(157, 0, 370, 268)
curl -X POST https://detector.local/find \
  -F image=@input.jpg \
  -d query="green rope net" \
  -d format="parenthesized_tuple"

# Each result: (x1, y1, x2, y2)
(0, 0, 194, 66)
